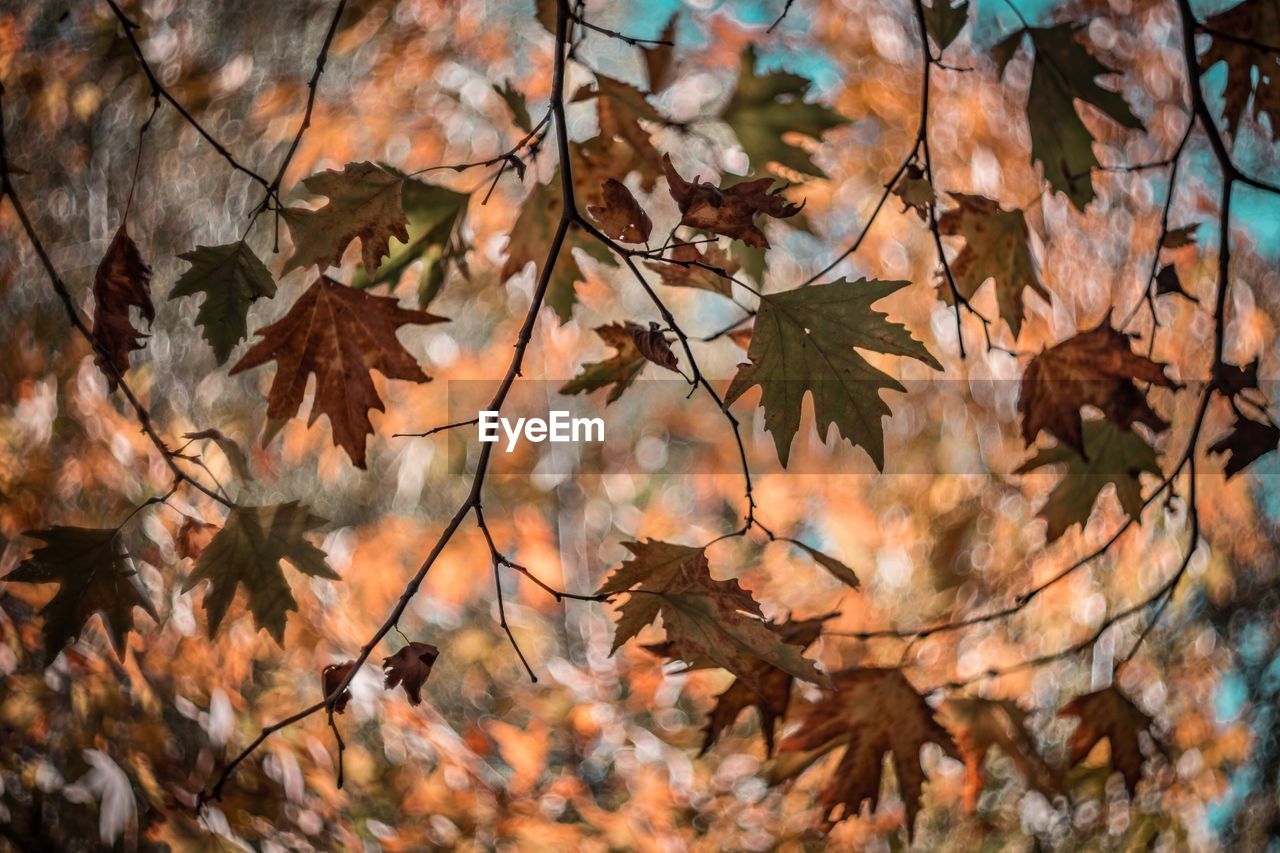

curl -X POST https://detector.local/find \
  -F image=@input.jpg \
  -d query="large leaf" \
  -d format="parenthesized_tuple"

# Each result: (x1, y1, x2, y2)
(721, 46, 849, 177)
(8, 527, 158, 666)
(281, 161, 409, 275)
(170, 242, 277, 364)
(726, 278, 940, 468)
(1201, 0, 1280, 139)
(1017, 420, 1160, 542)
(91, 226, 154, 389)
(182, 502, 336, 643)
(995, 25, 1144, 209)
(597, 540, 713, 652)
(230, 275, 445, 468)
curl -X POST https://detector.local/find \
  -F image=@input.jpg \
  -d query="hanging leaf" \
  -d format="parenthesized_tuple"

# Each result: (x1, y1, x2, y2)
(937, 193, 1046, 337)
(644, 242, 739, 297)
(494, 80, 533, 133)
(281, 161, 409, 276)
(892, 164, 935, 220)
(586, 179, 653, 244)
(597, 540, 723, 652)
(182, 428, 253, 483)
(1210, 414, 1280, 478)
(175, 516, 218, 561)
(628, 321, 679, 373)
(1058, 686, 1161, 795)
(720, 46, 849, 177)
(1018, 317, 1177, 457)
(7, 527, 158, 666)
(383, 641, 440, 705)
(182, 502, 336, 643)
(939, 697, 1058, 813)
(791, 541, 860, 588)
(559, 323, 648, 403)
(91, 226, 154, 389)
(1016, 420, 1160, 542)
(922, 0, 970, 50)
(994, 25, 1144, 209)
(1154, 263, 1195, 301)
(725, 278, 940, 469)
(661, 154, 802, 248)
(230, 276, 445, 468)
(501, 173, 616, 322)
(770, 668, 959, 836)
(322, 661, 357, 714)
(1200, 0, 1280, 139)
(643, 14, 679, 94)
(170, 242, 277, 365)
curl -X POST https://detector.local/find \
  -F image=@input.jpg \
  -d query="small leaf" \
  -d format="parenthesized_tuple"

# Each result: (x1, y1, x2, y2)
(1154, 264, 1195, 301)
(170, 242, 277, 364)
(586, 179, 653, 243)
(1210, 414, 1280, 478)
(8, 527, 158, 666)
(940, 697, 1058, 813)
(383, 641, 440, 705)
(792, 541, 860, 589)
(182, 428, 253, 483)
(494, 80, 533, 132)
(643, 14, 679, 94)
(922, 0, 970, 50)
(661, 154, 802, 248)
(282, 161, 410, 276)
(91, 226, 154, 389)
(322, 660, 357, 714)
(559, 323, 648, 404)
(182, 502, 336, 643)
(175, 516, 218, 561)
(1059, 686, 1161, 795)
(644, 242, 739, 297)
(892, 164, 935, 220)
(628, 322, 679, 373)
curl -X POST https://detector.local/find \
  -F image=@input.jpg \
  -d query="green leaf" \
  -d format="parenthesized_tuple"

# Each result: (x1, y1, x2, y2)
(182, 502, 336, 643)
(1016, 420, 1160, 542)
(721, 46, 849, 177)
(559, 323, 647, 404)
(501, 173, 616, 322)
(922, 0, 970, 50)
(282, 161, 409, 275)
(725, 278, 940, 469)
(170, 242, 277, 364)
(995, 25, 1144, 209)
(494, 80, 533, 133)
(8, 527, 158, 666)
(937, 193, 1047, 337)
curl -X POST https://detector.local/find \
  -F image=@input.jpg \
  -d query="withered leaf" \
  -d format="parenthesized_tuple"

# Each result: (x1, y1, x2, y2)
(7, 527, 158, 666)
(1201, 0, 1280, 139)
(383, 641, 440, 706)
(91, 226, 154, 389)
(597, 540, 711, 652)
(1161, 224, 1199, 248)
(559, 323, 648, 404)
(282, 161, 409, 276)
(322, 660, 357, 714)
(1018, 317, 1177, 457)
(230, 276, 445, 468)
(182, 428, 253, 483)
(1154, 263, 1194, 301)
(175, 516, 218, 561)
(643, 14, 679, 94)
(940, 697, 1058, 813)
(1210, 414, 1280, 478)
(644, 242, 739, 297)
(1059, 686, 1160, 795)
(792, 541, 859, 588)
(771, 668, 959, 836)
(893, 164, 935, 221)
(586, 179, 653, 244)
(628, 322, 679, 373)
(661, 153, 802, 248)
(494, 80, 532, 133)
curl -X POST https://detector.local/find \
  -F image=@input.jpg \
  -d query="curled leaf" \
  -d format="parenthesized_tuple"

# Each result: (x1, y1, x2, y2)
(586, 179, 653, 243)
(661, 153, 801, 248)
(322, 661, 357, 714)
(91, 226, 154, 389)
(383, 641, 440, 705)
(628, 322, 679, 373)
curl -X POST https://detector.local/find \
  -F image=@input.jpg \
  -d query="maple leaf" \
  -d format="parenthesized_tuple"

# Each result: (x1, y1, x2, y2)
(558, 323, 648, 403)
(494, 80, 533, 133)
(501, 173, 616, 322)
(91, 226, 154, 389)
(922, 0, 970, 50)
(661, 154, 802, 248)
(350, 175, 470, 307)
(322, 660, 357, 714)
(643, 14, 679, 94)
(644, 242, 739, 297)
(771, 668, 959, 835)
(1210, 414, 1280, 478)
(1201, 0, 1280, 139)
(383, 641, 440, 705)
(1017, 420, 1160, 542)
(281, 161, 410, 276)
(725, 278, 940, 469)
(586, 179, 653, 244)
(8, 527, 158, 666)
(1018, 317, 1177, 457)
(940, 697, 1058, 813)
(170, 242, 276, 365)
(1059, 686, 1161, 795)
(720, 46, 849, 177)
(995, 25, 1144, 209)
(181, 502, 336, 643)
(597, 540, 730, 653)
(892, 164, 935, 220)
(230, 276, 445, 468)
(937, 193, 1047, 337)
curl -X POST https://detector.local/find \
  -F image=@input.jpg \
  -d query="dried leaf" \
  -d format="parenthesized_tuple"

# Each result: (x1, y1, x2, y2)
(1210, 414, 1280, 478)
(1059, 686, 1160, 795)
(940, 697, 1058, 813)
(322, 661, 357, 714)
(892, 164, 935, 220)
(1201, 0, 1280, 139)
(559, 323, 648, 404)
(282, 161, 409, 275)
(792, 541, 859, 589)
(643, 14, 679, 94)
(586, 179, 653, 244)
(170, 242, 276, 364)
(182, 428, 253, 483)
(91, 226, 154, 389)
(661, 153, 802, 248)
(383, 641, 440, 705)
(628, 321, 679, 373)
(644, 242, 739, 297)
(175, 516, 218, 561)
(230, 276, 445, 468)
(494, 80, 533, 132)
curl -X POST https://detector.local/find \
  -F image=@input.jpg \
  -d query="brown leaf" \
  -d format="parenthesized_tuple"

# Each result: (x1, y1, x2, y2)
(1058, 686, 1160, 795)
(1018, 316, 1177, 456)
(939, 697, 1058, 813)
(1210, 414, 1280, 478)
(176, 516, 219, 561)
(661, 153, 802, 248)
(322, 660, 357, 714)
(586, 179, 653, 243)
(91, 226, 154, 389)
(230, 276, 446, 468)
(892, 164, 934, 220)
(558, 323, 647, 404)
(643, 14, 679, 94)
(281, 161, 409, 275)
(771, 668, 959, 836)
(1161, 224, 1198, 248)
(382, 641, 440, 706)
(644, 242, 739, 297)
(628, 322, 679, 373)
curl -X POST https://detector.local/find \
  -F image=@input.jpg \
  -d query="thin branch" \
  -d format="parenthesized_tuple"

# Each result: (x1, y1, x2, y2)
(569, 12, 674, 47)
(393, 417, 479, 439)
